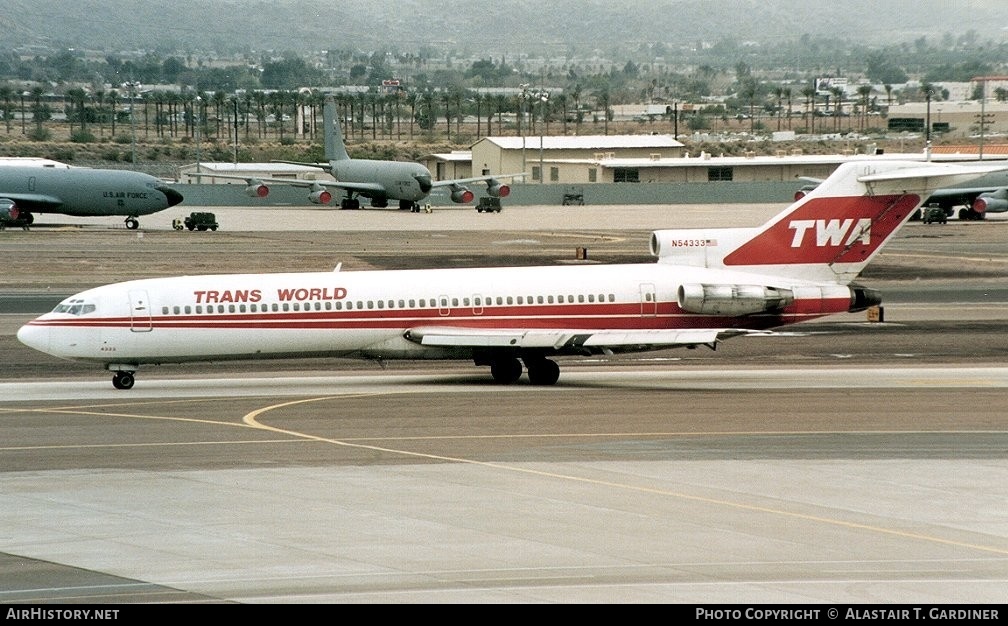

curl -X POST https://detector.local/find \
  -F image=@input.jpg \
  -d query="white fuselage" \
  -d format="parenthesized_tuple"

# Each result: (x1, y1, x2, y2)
(17, 263, 853, 367)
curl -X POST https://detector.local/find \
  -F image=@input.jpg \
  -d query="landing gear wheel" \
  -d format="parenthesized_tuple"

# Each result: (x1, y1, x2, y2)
(490, 358, 523, 384)
(525, 358, 560, 386)
(112, 371, 135, 390)
(125, 217, 139, 230)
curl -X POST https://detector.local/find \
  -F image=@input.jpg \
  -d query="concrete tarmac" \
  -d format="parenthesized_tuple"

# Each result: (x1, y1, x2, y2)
(2, 204, 1008, 604)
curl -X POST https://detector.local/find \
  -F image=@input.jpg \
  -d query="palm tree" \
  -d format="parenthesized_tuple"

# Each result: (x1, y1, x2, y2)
(0, 85, 11, 134)
(472, 91, 483, 138)
(555, 92, 568, 135)
(213, 90, 227, 139)
(571, 84, 582, 135)
(784, 87, 792, 130)
(107, 89, 118, 138)
(596, 88, 610, 135)
(242, 90, 253, 140)
(857, 84, 873, 131)
(442, 90, 452, 142)
(93, 89, 105, 138)
(801, 85, 816, 134)
(774, 86, 784, 131)
(830, 86, 844, 131)
(30, 86, 45, 134)
(252, 90, 267, 139)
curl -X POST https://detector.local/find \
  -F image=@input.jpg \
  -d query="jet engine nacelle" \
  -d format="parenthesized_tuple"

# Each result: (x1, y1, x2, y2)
(677, 283, 794, 316)
(309, 188, 332, 205)
(450, 187, 475, 203)
(972, 193, 1008, 214)
(0, 198, 18, 221)
(848, 284, 882, 312)
(245, 181, 269, 198)
(486, 181, 511, 198)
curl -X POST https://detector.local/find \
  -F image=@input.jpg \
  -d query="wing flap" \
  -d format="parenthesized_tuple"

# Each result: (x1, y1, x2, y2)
(404, 326, 751, 351)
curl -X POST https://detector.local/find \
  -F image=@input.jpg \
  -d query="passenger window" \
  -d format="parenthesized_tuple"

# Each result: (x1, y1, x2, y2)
(161, 306, 169, 314)
(173, 306, 180, 315)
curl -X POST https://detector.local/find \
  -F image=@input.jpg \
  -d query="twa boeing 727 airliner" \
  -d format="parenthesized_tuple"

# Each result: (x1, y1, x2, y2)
(18, 160, 1008, 389)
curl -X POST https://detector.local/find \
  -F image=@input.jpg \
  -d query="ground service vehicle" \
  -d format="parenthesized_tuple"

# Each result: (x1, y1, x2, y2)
(922, 204, 948, 224)
(476, 197, 502, 213)
(174, 212, 219, 231)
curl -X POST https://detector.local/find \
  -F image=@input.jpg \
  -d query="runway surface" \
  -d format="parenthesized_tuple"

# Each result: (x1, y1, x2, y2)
(3, 204, 1008, 603)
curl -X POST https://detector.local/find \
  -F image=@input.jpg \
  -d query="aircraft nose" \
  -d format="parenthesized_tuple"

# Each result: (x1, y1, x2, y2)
(414, 174, 433, 194)
(158, 184, 185, 207)
(17, 322, 49, 354)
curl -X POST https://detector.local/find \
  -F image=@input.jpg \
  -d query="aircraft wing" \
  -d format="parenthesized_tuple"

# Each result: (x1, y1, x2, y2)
(0, 193, 64, 212)
(430, 173, 527, 188)
(202, 173, 384, 194)
(403, 326, 757, 354)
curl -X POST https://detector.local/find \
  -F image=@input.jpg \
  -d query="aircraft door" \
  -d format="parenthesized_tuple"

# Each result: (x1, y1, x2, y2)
(639, 283, 657, 317)
(438, 294, 450, 317)
(128, 289, 153, 332)
(471, 293, 484, 316)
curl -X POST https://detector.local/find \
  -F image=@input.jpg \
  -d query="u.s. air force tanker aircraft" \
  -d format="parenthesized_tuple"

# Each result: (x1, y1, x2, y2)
(18, 159, 1008, 389)
(0, 161, 184, 230)
(214, 96, 524, 212)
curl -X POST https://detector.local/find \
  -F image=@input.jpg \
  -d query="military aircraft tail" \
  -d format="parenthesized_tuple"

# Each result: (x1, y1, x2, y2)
(323, 96, 350, 162)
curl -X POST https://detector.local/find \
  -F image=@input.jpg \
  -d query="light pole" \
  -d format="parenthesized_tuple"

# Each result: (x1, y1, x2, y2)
(520, 84, 530, 178)
(924, 84, 932, 160)
(122, 81, 140, 164)
(194, 95, 202, 182)
(538, 90, 549, 184)
(978, 79, 987, 160)
(20, 91, 27, 135)
(232, 97, 239, 164)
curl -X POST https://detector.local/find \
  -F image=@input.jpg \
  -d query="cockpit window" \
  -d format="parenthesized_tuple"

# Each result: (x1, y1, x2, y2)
(53, 298, 96, 315)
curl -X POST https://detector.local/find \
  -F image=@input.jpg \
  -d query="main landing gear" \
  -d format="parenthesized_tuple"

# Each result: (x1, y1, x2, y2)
(125, 216, 139, 229)
(112, 370, 135, 390)
(485, 355, 561, 386)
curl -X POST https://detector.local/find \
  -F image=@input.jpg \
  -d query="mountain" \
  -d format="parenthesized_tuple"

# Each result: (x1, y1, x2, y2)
(1, 0, 1006, 56)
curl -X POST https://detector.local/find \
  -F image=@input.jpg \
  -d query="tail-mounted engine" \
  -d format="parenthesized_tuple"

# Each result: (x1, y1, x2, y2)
(678, 283, 794, 316)
(848, 284, 881, 312)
